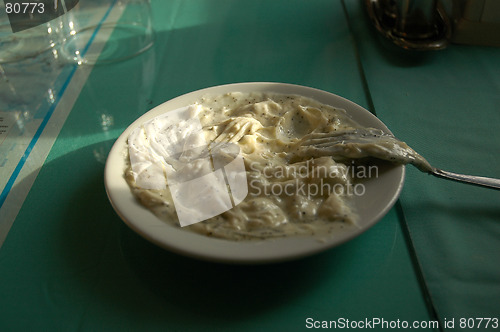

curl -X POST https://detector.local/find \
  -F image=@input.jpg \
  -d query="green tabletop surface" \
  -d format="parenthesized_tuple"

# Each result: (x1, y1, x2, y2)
(1, 1, 499, 331)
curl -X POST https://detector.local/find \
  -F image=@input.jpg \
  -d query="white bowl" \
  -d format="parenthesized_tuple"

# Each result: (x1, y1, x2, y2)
(104, 82, 405, 264)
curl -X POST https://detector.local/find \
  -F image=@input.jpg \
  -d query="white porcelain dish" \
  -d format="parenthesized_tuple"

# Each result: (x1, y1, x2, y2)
(104, 82, 405, 264)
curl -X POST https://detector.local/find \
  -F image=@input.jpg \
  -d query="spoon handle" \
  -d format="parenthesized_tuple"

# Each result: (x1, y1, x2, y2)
(431, 168, 500, 190)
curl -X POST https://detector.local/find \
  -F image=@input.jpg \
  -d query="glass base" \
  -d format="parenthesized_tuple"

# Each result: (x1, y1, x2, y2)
(0, 22, 55, 63)
(60, 23, 154, 65)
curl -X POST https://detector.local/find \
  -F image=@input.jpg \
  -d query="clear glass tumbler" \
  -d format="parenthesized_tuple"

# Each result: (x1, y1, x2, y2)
(58, 0, 154, 65)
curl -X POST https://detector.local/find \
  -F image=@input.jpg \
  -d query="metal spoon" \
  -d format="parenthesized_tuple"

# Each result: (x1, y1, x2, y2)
(295, 128, 500, 190)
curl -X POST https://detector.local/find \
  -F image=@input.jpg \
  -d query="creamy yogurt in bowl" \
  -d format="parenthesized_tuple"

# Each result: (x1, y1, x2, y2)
(104, 82, 405, 263)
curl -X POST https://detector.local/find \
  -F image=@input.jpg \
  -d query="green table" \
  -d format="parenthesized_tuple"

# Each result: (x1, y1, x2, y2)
(1, 1, 498, 331)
